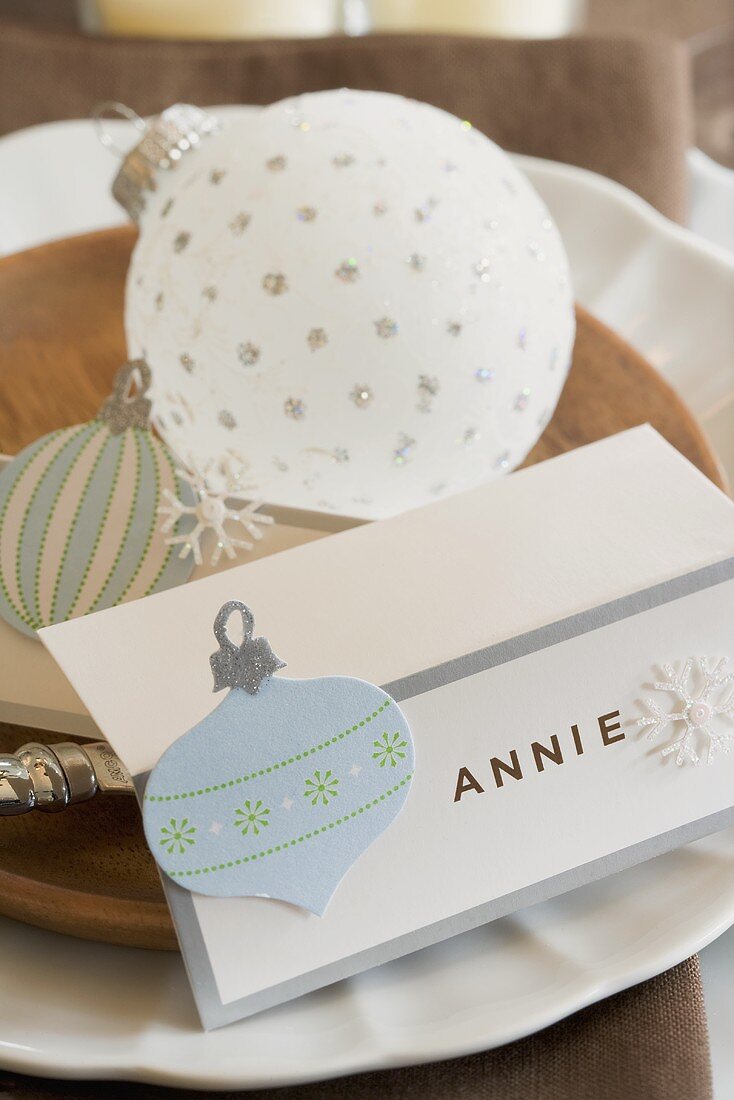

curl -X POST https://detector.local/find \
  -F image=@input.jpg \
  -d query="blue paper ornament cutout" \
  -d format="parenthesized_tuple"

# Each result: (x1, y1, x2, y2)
(143, 601, 415, 915)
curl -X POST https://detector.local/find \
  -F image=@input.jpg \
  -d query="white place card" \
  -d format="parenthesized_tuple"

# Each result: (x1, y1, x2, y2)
(41, 427, 734, 1028)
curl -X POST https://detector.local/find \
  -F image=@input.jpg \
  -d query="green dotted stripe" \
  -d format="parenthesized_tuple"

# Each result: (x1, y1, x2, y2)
(168, 773, 412, 879)
(116, 429, 160, 604)
(64, 430, 124, 621)
(88, 428, 141, 615)
(53, 427, 114, 623)
(145, 700, 393, 803)
(19, 425, 93, 630)
(0, 430, 65, 627)
(141, 437, 185, 598)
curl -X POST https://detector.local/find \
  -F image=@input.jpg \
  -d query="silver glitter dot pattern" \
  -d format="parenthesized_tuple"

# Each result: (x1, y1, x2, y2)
(514, 387, 531, 412)
(495, 450, 510, 469)
(415, 197, 438, 223)
(335, 259, 360, 283)
(393, 434, 416, 465)
(263, 272, 288, 296)
(218, 410, 237, 430)
(238, 342, 260, 367)
(374, 317, 398, 339)
(229, 212, 251, 236)
(123, 91, 576, 519)
(417, 374, 439, 412)
(307, 327, 328, 352)
(350, 384, 373, 408)
(284, 397, 306, 420)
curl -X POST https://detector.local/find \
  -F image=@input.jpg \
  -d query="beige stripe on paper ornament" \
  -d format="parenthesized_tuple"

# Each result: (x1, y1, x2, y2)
(71, 430, 137, 617)
(38, 427, 110, 625)
(1, 431, 70, 623)
(122, 437, 180, 603)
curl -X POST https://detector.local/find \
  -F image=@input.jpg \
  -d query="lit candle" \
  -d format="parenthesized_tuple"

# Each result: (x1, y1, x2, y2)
(85, 0, 340, 38)
(368, 0, 585, 37)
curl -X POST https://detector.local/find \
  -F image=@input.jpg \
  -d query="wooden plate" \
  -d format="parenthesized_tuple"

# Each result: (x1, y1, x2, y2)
(0, 227, 725, 952)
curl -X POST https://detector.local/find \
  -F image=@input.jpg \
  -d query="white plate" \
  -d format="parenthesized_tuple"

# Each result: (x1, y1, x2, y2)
(3, 828, 734, 1089)
(1, 116, 734, 1088)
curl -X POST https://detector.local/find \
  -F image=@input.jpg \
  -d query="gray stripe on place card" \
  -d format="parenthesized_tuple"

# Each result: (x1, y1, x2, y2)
(382, 556, 734, 703)
(136, 554, 734, 1029)
(164, 802, 734, 1030)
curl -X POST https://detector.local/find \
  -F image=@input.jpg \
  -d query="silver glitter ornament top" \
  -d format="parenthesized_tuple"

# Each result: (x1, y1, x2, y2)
(110, 103, 219, 222)
(96, 359, 153, 434)
(210, 601, 286, 695)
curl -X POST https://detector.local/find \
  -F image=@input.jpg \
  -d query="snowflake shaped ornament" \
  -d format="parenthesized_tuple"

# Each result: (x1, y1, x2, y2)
(158, 467, 273, 567)
(638, 657, 734, 766)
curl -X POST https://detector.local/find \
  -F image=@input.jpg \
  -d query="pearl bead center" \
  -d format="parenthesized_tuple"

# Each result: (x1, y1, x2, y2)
(689, 701, 712, 727)
(197, 496, 227, 524)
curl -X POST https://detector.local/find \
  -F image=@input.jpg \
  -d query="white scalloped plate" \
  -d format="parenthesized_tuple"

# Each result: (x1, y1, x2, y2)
(0, 116, 734, 1088)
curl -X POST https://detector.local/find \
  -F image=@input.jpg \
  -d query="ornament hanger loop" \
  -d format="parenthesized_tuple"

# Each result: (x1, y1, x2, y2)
(210, 601, 286, 695)
(213, 600, 255, 652)
(92, 101, 147, 160)
(97, 359, 153, 435)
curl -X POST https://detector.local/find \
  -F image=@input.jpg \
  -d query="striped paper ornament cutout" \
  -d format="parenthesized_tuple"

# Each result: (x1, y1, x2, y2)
(0, 361, 196, 638)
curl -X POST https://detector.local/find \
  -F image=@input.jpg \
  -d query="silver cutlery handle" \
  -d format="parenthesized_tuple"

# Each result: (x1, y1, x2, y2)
(0, 740, 133, 815)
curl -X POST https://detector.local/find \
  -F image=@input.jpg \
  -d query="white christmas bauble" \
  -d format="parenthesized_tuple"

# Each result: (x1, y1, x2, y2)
(124, 90, 575, 519)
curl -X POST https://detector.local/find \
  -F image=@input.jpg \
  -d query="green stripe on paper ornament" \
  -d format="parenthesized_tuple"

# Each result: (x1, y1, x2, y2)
(0, 360, 197, 638)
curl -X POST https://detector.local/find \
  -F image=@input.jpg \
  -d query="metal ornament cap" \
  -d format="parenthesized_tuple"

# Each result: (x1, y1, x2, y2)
(210, 600, 286, 695)
(110, 102, 219, 222)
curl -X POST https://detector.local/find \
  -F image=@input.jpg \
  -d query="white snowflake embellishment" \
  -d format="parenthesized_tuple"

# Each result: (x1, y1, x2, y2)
(638, 657, 734, 766)
(159, 469, 274, 568)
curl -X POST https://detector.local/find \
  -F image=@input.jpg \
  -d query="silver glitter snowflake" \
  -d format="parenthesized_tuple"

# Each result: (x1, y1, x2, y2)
(335, 259, 360, 283)
(638, 657, 734, 766)
(263, 272, 288, 296)
(159, 470, 274, 568)
(229, 212, 251, 236)
(307, 327, 328, 352)
(238, 342, 260, 367)
(374, 317, 398, 339)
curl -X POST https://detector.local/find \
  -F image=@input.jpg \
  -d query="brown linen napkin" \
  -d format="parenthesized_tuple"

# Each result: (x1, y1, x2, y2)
(587, 0, 734, 38)
(0, 957, 713, 1099)
(0, 25, 691, 220)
